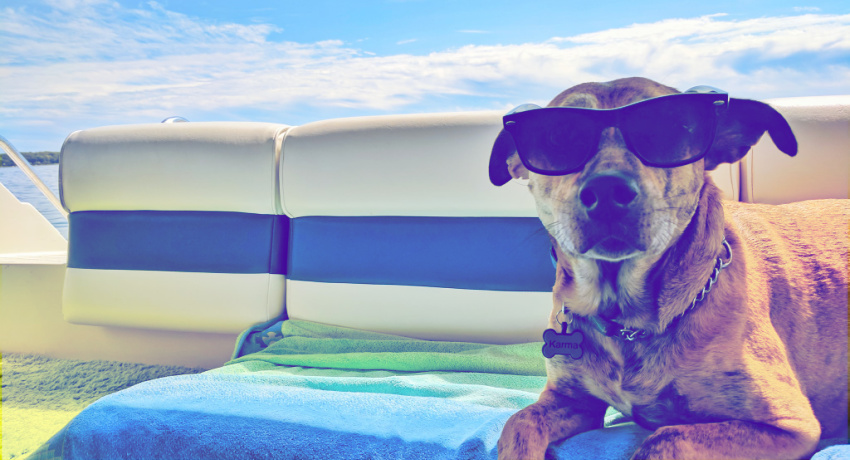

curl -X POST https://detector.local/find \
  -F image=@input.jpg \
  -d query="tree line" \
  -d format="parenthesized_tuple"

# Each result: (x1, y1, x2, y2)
(0, 151, 60, 167)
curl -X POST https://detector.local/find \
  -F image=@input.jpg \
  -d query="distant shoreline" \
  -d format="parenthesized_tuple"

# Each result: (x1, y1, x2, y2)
(0, 152, 60, 167)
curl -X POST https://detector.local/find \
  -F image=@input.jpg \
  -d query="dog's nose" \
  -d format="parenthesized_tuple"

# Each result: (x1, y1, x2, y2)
(579, 172, 640, 221)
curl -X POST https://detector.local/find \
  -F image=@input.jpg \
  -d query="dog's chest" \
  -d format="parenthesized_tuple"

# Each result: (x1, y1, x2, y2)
(557, 337, 694, 429)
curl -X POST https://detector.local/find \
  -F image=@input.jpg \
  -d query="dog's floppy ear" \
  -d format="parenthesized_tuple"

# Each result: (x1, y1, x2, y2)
(489, 129, 530, 186)
(703, 98, 797, 171)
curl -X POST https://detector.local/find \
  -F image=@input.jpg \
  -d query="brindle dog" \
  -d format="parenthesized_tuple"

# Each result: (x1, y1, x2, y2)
(489, 77, 848, 459)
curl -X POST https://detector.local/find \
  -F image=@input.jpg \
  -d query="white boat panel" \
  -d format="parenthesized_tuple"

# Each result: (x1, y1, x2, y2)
(747, 96, 850, 203)
(285, 279, 552, 345)
(0, 182, 66, 254)
(280, 111, 540, 218)
(0, 263, 237, 368)
(63, 268, 285, 334)
(60, 122, 289, 214)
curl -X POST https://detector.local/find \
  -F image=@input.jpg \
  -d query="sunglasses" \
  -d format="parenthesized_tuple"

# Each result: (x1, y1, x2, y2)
(503, 86, 729, 176)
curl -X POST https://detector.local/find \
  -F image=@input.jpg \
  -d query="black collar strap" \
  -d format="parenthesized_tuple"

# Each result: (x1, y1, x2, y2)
(590, 316, 650, 341)
(550, 239, 733, 341)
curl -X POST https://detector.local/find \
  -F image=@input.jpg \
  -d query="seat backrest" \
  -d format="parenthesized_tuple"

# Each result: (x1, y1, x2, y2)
(278, 111, 741, 344)
(745, 96, 850, 204)
(279, 111, 552, 343)
(68, 100, 845, 343)
(60, 122, 289, 333)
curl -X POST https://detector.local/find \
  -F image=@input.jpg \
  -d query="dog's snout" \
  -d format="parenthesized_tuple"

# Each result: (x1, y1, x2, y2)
(579, 172, 640, 221)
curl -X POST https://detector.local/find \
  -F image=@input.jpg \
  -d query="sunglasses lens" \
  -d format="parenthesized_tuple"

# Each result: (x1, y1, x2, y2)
(503, 92, 724, 175)
(506, 110, 597, 174)
(622, 97, 716, 165)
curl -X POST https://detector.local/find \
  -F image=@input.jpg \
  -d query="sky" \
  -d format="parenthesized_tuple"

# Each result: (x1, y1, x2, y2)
(1, 0, 849, 153)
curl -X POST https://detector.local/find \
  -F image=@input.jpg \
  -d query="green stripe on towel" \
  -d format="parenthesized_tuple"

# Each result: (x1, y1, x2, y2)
(226, 320, 547, 377)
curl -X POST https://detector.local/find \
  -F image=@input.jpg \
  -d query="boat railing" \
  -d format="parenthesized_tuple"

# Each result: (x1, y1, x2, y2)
(0, 134, 69, 219)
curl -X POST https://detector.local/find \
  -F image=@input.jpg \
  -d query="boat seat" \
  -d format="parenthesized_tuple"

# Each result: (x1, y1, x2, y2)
(56, 112, 742, 341)
(56, 96, 847, 341)
(744, 96, 850, 204)
(276, 111, 742, 344)
(60, 122, 289, 333)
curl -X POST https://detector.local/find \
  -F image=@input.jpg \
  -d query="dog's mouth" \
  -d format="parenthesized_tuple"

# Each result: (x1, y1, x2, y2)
(582, 236, 643, 262)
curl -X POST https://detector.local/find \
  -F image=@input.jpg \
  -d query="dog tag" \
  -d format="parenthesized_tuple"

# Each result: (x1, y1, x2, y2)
(542, 328, 584, 359)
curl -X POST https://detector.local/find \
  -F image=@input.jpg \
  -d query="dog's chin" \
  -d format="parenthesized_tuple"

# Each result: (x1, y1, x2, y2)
(582, 237, 643, 262)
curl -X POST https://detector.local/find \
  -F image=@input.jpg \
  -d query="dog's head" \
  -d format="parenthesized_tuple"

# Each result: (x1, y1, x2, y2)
(490, 77, 797, 263)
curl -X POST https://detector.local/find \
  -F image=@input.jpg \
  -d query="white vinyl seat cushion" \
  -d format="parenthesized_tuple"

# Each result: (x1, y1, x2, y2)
(60, 122, 289, 333)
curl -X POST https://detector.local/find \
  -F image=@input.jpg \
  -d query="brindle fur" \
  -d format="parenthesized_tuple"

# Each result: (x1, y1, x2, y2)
(493, 77, 848, 459)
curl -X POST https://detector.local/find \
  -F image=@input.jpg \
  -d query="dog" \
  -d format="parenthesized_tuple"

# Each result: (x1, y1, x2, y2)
(489, 77, 848, 459)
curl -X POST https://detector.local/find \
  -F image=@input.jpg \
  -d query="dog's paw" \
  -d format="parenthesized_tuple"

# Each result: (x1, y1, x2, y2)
(498, 409, 549, 460)
(497, 434, 546, 460)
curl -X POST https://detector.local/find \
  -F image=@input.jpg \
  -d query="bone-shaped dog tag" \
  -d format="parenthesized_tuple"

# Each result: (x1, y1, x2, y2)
(542, 329, 584, 359)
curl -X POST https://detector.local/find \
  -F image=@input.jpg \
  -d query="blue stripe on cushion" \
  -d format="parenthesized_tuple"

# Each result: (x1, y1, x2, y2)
(288, 216, 554, 292)
(67, 211, 288, 274)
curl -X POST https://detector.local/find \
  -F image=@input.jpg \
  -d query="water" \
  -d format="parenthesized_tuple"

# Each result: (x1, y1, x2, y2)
(0, 164, 69, 238)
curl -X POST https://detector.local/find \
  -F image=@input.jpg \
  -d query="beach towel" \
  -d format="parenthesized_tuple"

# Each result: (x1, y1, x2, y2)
(29, 320, 846, 459)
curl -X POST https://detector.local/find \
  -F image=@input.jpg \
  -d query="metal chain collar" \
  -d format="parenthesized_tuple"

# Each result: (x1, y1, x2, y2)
(616, 238, 733, 341)
(689, 239, 733, 311)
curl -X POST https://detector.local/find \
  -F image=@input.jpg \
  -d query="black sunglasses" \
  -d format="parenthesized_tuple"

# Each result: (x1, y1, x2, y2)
(503, 86, 729, 176)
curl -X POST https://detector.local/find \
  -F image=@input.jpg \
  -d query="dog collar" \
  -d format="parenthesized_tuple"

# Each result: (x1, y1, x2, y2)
(551, 239, 733, 342)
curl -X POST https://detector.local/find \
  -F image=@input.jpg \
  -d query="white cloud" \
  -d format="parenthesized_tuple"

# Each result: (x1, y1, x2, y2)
(1, 2, 849, 151)
(536, 14, 850, 89)
(43, 0, 114, 10)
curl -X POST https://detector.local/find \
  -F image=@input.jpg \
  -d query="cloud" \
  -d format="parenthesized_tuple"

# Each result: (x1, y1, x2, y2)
(396, 38, 418, 45)
(43, 0, 114, 10)
(541, 14, 850, 92)
(1, 2, 849, 151)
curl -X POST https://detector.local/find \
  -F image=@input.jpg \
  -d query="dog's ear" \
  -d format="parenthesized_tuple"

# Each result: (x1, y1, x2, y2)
(703, 98, 797, 171)
(489, 129, 529, 186)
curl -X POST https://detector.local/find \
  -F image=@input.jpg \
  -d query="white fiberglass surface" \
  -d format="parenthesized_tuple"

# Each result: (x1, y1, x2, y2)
(0, 164, 67, 238)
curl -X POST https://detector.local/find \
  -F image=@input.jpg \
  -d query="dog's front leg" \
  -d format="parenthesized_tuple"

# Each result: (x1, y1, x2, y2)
(631, 419, 821, 460)
(498, 386, 607, 460)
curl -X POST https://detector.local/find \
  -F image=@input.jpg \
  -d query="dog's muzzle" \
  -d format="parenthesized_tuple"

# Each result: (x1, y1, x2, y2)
(574, 171, 646, 260)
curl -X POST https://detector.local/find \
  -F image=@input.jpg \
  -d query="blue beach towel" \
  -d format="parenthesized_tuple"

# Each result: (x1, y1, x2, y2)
(30, 320, 847, 459)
